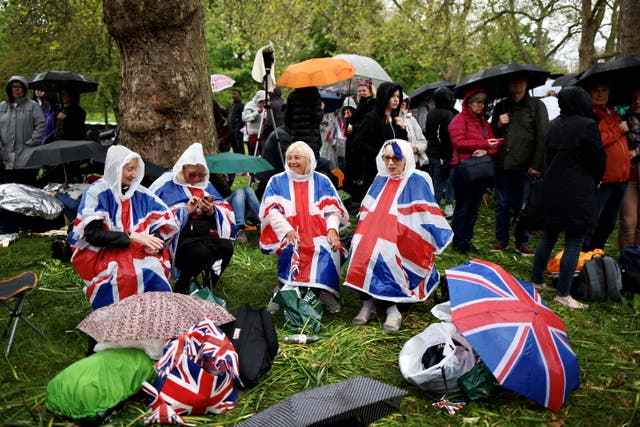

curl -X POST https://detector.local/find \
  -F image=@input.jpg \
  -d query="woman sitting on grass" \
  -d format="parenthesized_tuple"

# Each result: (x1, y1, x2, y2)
(259, 141, 349, 314)
(68, 145, 178, 310)
(343, 139, 452, 332)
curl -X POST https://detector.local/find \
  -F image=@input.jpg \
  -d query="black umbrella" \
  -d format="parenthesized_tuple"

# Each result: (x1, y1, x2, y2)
(27, 71, 98, 93)
(576, 56, 640, 105)
(24, 139, 107, 181)
(236, 376, 408, 427)
(409, 81, 454, 108)
(454, 63, 550, 99)
(553, 73, 579, 88)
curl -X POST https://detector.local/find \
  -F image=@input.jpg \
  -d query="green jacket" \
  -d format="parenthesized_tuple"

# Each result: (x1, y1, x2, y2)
(491, 94, 548, 172)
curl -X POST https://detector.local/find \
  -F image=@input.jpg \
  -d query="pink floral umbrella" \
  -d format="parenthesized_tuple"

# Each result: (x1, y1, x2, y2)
(210, 74, 235, 92)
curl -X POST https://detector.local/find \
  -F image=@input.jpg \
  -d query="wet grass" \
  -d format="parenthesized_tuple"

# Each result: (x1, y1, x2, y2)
(0, 197, 638, 426)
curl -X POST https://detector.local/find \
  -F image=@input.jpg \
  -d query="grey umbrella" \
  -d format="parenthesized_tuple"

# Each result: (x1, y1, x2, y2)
(236, 376, 408, 427)
(330, 54, 392, 96)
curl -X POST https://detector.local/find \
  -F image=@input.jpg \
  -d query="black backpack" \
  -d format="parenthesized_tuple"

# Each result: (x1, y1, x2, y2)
(571, 256, 622, 302)
(221, 304, 278, 389)
(618, 245, 640, 296)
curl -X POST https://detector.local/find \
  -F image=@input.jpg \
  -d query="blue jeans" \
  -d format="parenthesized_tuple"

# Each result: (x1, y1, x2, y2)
(451, 166, 489, 247)
(228, 186, 260, 227)
(428, 158, 455, 205)
(531, 230, 585, 297)
(495, 170, 530, 246)
(584, 181, 628, 251)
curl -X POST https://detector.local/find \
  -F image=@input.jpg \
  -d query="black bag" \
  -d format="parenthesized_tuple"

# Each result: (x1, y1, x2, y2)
(518, 177, 544, 231)
(220, 304, 278, 389)
(618, 245, 640, 296)
(457, 155, 495, 182)
(571, 256, 622, 302)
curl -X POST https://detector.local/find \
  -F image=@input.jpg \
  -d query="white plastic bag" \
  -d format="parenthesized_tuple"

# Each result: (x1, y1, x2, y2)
(399, 322, 475, 394)
(430, 301, 452, 322)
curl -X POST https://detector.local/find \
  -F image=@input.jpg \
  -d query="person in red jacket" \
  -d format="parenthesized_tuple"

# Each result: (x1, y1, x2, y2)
(448, 88, 502, 253)
(583, 81, 630, 251)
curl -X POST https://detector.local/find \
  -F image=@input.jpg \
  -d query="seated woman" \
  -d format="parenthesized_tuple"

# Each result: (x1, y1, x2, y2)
(259, 141, 349, 313)
(68, 145, 178, 310)
(344, 139, 453, 332)
(150, 143, 236, 294)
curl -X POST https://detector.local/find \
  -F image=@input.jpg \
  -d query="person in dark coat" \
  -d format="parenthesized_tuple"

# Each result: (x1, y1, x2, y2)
(352, 81, 408, 190)
(54, 87, 86, 141)
(254, 125, 293, 198)
(227, 89, 244, 153)
(530, 86, 606, 309)
(425, 86, 457, 214)
(285, 86, 324, 160)
(262, 86, 285, 139)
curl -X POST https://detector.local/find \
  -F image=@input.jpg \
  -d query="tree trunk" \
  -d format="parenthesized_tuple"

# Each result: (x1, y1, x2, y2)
(579, 0, 606, 71)
(103, 0, 214, 168)
(617, 0, 640, 57)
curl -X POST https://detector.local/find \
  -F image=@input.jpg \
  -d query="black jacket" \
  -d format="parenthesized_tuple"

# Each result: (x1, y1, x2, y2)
(255, 126, 293, 186)
(425, 87, 456, 161)
(542, 87, 606, 233)
(284, 87, 323, 158)
(352, 82, 407, 186)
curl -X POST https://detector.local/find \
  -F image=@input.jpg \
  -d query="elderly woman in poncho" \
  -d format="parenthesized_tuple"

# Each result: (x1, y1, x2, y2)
(344, 139, 453, 332)
(260, 141, 349, 314)
(150, 143, 236, 294)
(68, 145, 179, 310)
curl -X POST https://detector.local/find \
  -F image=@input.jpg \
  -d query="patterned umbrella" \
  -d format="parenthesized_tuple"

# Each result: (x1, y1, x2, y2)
(446, 259, 580, 412)
(236, 376, 407, 427)
(210, 74, 235, 92)
(77, 292, 235, 342)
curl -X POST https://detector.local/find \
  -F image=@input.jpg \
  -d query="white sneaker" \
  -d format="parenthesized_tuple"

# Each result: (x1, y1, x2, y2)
(444, 204, 454, 218)
(383, 310, 402, 332)
(352, 304, 376, 326)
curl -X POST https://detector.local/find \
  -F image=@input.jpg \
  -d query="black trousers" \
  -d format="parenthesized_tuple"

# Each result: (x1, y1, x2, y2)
(174, 236, 234, 294)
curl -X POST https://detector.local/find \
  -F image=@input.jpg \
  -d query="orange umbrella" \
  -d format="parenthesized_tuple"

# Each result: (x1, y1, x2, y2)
(277, 57, 355, 88)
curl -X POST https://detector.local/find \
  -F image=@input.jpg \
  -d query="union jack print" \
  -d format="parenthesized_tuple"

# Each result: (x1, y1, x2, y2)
(446, 259, 580, 412)
(68, 179, 178, 310)
(260, 171, 349, 294)
(344, 170, 452, 302)
(143, 318, 240, 424)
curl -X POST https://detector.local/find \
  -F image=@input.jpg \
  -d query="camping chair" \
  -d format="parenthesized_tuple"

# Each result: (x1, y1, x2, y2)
(0, 271, 45, 355)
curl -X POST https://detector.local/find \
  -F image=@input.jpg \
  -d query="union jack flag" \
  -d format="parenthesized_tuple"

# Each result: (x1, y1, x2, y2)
(289, 244, 300, 279)
(143, 318, 240, 424)
(68, 180, 179, 310)
(260, 171, 349, 294)
(150, 172, 236, 241)
(446, 259, 580, 412)
(344, 170, 452, 302)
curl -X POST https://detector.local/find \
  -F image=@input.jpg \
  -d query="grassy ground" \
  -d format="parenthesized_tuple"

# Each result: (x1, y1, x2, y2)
(0, 197, 639, 426)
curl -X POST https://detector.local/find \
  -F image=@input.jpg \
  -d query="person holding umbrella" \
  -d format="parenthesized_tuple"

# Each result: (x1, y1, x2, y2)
(582, 80, 630, 251)
(448, 88, 502, 254)
(618, 88, 640, 251)
(53, 86, 86, 141)
(490, 72, 549, 256)
(530, 86, 606, 308)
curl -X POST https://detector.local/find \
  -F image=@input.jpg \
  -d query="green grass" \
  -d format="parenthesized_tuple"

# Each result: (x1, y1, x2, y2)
(1, 198, 639, 426)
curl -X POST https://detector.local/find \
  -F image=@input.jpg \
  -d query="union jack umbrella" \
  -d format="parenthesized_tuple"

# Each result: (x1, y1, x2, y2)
(445, 259, 580, 412)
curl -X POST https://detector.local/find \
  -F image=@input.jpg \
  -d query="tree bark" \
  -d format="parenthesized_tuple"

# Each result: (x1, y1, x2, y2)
(578, 0, 606, 71)
(103, 0, 214, 168)
(617, 0, 640, 58)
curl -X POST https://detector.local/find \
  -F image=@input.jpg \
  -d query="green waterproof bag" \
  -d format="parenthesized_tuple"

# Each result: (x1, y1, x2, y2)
(189, 283, 227, 309)
(273, 285, 323, 334)
(458, 360, 501, 401)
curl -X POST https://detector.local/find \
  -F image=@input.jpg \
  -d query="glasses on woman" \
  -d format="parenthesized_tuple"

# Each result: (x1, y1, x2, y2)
(186, 171, 206, 179)
(381, 155, 401, 163)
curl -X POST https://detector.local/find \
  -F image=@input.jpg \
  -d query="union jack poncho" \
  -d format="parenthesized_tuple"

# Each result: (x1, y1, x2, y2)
(69, 146, 178, 310)
(344, 139, 453, 302)
(259, 146, 348, 295)
(149, 143, 236, 245)
(142, 317, 241, 424)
